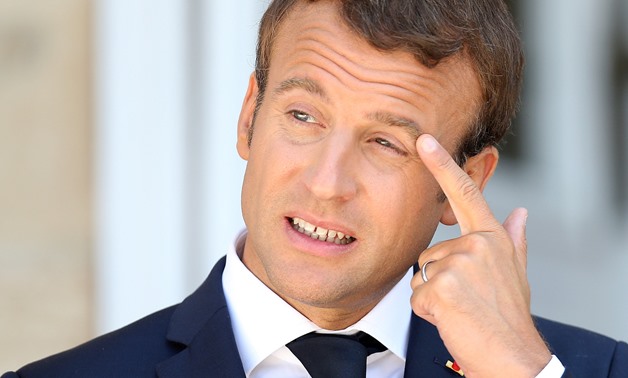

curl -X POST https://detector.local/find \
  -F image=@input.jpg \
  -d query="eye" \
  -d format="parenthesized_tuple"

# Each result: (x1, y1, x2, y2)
(375, 137, 394, 148)
(290, 110, 318, 124)
(373, 137, 407, 156)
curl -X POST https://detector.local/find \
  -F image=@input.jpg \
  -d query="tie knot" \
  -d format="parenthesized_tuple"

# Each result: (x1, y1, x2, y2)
(286, 331, 386, 378)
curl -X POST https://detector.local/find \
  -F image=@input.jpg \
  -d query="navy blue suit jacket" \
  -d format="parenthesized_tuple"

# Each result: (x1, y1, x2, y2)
(3, 257, 627, 377)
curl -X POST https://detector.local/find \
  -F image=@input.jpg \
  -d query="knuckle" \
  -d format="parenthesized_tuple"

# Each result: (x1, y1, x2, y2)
(448, 254, 480, 282)
(430, 269, 458, 294)
(464, 233, 489, 251)
(450, 252, 475, 270)
(410, 273, 424, 288)
(410, 286, 434, 316)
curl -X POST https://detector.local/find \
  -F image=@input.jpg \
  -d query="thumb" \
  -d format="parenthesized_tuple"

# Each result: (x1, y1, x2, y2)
(503, 207, 528, 268)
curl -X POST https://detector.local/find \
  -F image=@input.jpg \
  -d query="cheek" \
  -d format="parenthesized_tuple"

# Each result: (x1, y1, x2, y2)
(373, 170, 444, 243)
(239, 165, 257, 227)
(242, 132, 302, 204)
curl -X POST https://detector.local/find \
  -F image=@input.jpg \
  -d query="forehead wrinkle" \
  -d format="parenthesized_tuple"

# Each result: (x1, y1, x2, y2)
(294, 26, 446, 85)
(283, 47, 442, 133)
(294, 55, 436, 116)
(290, 36, 446, 110)
(278, 24, 472, 129)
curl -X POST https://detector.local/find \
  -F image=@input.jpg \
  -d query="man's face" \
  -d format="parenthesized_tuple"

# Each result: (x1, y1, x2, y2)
(236, 1, 483, 327)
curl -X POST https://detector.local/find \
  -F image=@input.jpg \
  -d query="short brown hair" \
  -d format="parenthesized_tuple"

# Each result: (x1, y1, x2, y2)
(254, 0, 524, 162)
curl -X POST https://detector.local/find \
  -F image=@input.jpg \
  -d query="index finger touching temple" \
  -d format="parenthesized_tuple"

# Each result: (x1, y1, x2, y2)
(416, 134, 499, 234)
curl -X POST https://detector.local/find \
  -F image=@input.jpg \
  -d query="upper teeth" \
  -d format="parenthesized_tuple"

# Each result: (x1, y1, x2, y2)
(291, 217, 355, 245)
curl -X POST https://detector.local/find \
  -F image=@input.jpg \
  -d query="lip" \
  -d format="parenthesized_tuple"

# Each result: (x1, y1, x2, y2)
(283, 215, 357, 257)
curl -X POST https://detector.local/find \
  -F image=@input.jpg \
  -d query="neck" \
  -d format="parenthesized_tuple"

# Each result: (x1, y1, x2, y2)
(289, 300, 378, 331)
(238, 235, 400, 331)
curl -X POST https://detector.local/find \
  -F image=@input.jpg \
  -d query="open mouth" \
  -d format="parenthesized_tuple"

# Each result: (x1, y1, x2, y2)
(288, 217, 356, 245)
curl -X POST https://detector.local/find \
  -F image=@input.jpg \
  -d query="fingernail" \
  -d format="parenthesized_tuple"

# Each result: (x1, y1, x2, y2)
(420, 135, 437, 153)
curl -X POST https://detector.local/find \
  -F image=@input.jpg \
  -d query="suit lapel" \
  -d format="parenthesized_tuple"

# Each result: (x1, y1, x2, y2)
(156, 257, 246, 378)
(404, 313, 461, 377)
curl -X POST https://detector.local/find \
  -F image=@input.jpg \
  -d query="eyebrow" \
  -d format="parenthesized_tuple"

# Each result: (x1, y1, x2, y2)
(273, 77, 330, 103)
(273, 77, 422, 139)
(367, 111, 422, 139)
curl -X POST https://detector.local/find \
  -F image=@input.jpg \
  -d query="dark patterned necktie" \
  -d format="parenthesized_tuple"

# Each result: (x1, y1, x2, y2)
(286, 331, 387, 378)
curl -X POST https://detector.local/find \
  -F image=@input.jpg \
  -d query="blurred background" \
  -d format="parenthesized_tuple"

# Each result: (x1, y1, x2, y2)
(1, 0, 627, 371)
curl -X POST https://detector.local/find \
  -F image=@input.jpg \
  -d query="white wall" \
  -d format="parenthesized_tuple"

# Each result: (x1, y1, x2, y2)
(193, 0, 267, 290)
(94, 0, 266, 334)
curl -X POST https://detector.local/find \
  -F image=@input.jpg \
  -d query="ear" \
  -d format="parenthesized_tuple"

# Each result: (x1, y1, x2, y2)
(440, 146, 500, 226)
(236, 72, 259, 161)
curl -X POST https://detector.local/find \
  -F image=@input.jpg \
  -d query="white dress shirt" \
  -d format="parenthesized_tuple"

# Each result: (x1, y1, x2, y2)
(222, 231, 565, 377)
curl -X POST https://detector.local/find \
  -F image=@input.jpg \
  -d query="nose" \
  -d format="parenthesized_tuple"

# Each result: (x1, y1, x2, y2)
(302, 132, 358, 202)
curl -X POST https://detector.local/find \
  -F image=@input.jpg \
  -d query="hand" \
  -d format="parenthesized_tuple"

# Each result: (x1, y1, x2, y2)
(410, 134, 551, 377)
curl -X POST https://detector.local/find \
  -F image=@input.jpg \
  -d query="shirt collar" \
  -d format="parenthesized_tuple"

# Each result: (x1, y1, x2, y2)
(350, 268, 412, 360)
(223, 230, 412, 375)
